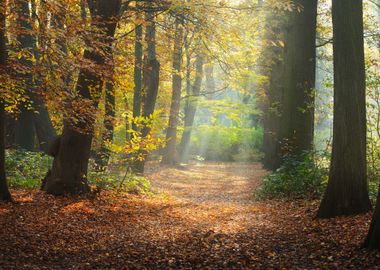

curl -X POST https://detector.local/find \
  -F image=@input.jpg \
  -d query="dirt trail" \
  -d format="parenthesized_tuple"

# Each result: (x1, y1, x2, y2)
(147, 162, 267, 204)
(0, 162, 378, 269)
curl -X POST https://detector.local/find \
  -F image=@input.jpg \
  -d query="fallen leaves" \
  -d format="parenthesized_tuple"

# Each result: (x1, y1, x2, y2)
(0, 162, 379, 269)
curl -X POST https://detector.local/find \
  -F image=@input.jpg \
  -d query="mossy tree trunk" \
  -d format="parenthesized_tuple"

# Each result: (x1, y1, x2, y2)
(317, 0, 372, 218)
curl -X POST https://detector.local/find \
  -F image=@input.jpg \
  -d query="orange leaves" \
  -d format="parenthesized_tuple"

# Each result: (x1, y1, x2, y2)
(1, 163, 380, 269)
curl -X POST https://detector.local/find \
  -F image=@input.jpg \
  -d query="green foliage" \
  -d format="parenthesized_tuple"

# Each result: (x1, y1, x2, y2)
(88, 160, 151, 195)
(4, 149, 151, 195)
(190, 125, 263, 162)
(255, 151, 329, 200)
(88, 170, 151, 195)
(5, 149, 52, 189)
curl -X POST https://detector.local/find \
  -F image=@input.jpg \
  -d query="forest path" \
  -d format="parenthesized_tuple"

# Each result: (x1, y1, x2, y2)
(146, 162, 267, 204)
(0, 163, 377, 269)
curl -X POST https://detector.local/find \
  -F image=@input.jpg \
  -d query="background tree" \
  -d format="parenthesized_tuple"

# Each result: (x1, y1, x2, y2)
(278, 0, 318, 161)
(162, 17, 184, 166)
(179, 53, 204, 163)
(133, 2, 161, 173)
(14, 0, 37, 151)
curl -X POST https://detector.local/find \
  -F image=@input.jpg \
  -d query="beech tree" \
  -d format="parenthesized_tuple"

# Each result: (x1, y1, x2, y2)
(14, 0, 37, 151)
(278, 0, 318, 160)
(132, 12, 143, 136)
(179, 53, 204, 163)
(43, 0, 122, 195)
(133, 2, 160, 174)
(0, 0, 11, 201)
(162, 18, 184, 166)
(317, 0, 372, 218)
(260, 6, 286, 171)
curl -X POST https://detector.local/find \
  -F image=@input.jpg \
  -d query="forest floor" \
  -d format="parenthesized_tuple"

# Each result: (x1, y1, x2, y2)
(1, 162, 380, 269)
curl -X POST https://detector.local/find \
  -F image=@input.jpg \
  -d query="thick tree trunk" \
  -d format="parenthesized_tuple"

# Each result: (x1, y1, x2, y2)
(179, 54, 204, 163)
(278, 0, 317, 159)
(317, 0, 371, 218)
(260, 7, 286, 171)
(162, 19, 184, 166)
(0, 0, 11, 201)
(43, 0, 121, 195)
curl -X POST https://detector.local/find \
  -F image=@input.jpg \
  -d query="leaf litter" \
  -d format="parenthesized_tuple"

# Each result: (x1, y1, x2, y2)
(0, 162, 379, 269)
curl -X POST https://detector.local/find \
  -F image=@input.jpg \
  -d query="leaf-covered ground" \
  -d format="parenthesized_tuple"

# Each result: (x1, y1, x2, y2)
(1, 162, 380, 269)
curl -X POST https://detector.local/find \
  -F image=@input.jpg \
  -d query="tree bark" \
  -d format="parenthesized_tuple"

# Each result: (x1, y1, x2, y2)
(260, 7, 286, 171)
(14, 0, 36, 151)
(162, 19, 184, 166)
(0, 0, 12, 201)
(363, 187, 380, 249)
(32, 94, 56, 153)
(179, 54, 204, 163)
(278, 0, 317, 159)
(133, 5, 160, 174)
(43, 0, 121, 195)
(132, 14, 143, 135)
(204, 65, 215, 100)
(31, 0, 56, 153)
(95, 65, 116, 171)
(317, 0, 371, 218)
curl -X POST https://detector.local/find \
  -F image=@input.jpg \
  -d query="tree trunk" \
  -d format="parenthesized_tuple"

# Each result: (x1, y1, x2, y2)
(317, 0, 371, 218)
(0, 0, 12, 201)
(32, 96, 57, 153)
(278, 0, 317, 159)
(204, 64, 215, 100)
(162, 19, 184, 166)
(363, 187, 380, 249)
(43, 0, 121, 195)
(132, 15, 143, 135)
(31, 0, 56, 153)
(179, 54, 204, 163)
(260, 7, 287, 171)
(0, 103, 11, 201)
(14, 0, 36, 151)
(95, 51, 116, 170)
(133, 6, 160, 174)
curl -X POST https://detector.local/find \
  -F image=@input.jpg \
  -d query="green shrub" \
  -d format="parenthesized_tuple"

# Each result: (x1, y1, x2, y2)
(4, 149, 151, 194)
(5, 149, 52, 189)
(255, 151, 329, 200)
(190, 125, 263, 162)
(88, 161, 151, 195)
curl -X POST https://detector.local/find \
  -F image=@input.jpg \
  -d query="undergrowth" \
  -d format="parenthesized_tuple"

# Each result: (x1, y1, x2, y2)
(256, 150, 380, 202)
(6, 150, 151, 195)
(255, 151, 330, 200)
